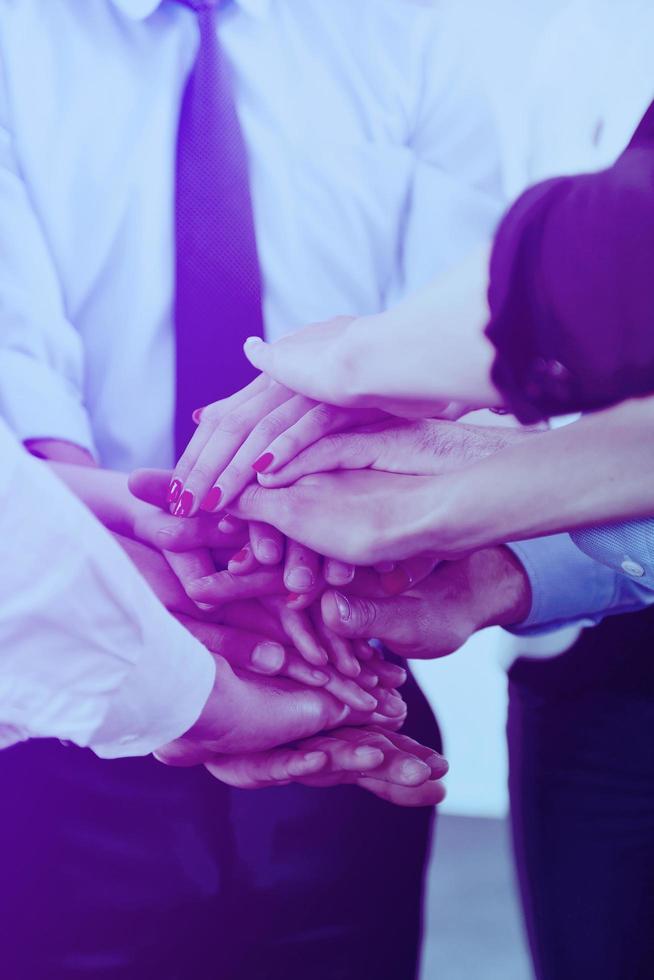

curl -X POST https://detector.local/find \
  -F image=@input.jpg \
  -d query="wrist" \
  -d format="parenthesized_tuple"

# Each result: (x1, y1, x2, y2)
(465, 546, 532, 629)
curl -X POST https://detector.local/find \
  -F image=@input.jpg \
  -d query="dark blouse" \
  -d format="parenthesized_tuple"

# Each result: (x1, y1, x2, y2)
(485, 99, 654, 423)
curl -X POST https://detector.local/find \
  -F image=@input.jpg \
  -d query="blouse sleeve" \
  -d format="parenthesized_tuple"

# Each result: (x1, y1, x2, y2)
(485, 105, 654, 422)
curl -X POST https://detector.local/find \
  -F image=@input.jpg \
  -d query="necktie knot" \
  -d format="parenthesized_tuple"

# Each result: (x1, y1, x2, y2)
(176, 0, 219, 12)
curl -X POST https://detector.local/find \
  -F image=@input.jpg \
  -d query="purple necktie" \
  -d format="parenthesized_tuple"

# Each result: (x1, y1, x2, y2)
(174, 0, 264, 457)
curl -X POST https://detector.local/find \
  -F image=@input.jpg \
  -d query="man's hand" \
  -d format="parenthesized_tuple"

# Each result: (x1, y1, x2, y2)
(258, 417, 530, 487)
(154, 654, 401, 761)
(204, 728, 449, 807)
(316, 547, 531, 658)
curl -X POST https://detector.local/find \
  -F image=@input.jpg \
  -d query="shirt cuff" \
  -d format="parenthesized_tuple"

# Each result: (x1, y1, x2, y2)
(90, 622, 216, 759)
(504, 532, 654, 635)
(0, 349, 96, 455)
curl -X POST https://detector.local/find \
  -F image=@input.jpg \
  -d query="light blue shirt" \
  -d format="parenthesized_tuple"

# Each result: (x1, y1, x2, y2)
(508, 526, 654, 636)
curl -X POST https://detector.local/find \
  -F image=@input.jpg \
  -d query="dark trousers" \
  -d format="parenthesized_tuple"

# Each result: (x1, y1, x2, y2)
(508, 606, 654, 980)
(0, 670, 439, 980)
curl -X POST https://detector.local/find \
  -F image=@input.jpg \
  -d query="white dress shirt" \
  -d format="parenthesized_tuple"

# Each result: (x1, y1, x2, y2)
(0, 420, 215, 757)
(0, 0, 504, 473)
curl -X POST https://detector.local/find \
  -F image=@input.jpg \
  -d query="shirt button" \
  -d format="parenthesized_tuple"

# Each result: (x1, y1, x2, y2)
(621, 559, 645, 578)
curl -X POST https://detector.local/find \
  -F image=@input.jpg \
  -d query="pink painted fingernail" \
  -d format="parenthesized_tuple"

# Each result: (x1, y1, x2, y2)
(230, 547, 250, 565)
(333, 592, 352, 622)
(252, 451, 275, 473)
(192, 407, 204, 424)
(167, 479, 183, 504)
(174, 489, 194, 517)
(200, 486, 223, 512)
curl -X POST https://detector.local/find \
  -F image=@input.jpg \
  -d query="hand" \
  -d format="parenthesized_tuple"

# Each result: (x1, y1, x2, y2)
(231, 470, 441, 565)
(317, 547, 531, 658)
(204, 728, 449, 806)
(154, 654, 400, 761)
(243, 246, 500, 416)
(167, 365, 384, 516)
(259, 417, 530, 487)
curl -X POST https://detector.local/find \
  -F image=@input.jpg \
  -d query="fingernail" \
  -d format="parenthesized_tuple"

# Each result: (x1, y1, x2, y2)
(376, 562, 396, 574)
(400, 759, 431, 785)
(381, 568, 413, 595)
(252, 452, 274, 474)
(358, 691, 379, 711)
(200, 486, 223, 512)
(230, 547, 250, 565)
(333, 592, 351, 621)
(174, 489, 194, 517)
(192, 407, 203, 424)
(167, 479, 183, 504)
(309, 669, 330, 684)
(353, 746, 384, 767)
(218, 515, 242, 534)
(286, 567, 315, 592)
(329, 561, 355, 585)
(251, 641, 285, 673)
(258, 538, 281, 564)
(244, 336, 263, 347)
(383, 694, 407, 717)
(288, 751, 326, 777)
(286, 593, 303, 607)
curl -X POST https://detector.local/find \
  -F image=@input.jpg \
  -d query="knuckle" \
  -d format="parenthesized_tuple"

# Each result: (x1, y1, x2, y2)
(256, 412, 288, 442)
(307, 402, 335, 430)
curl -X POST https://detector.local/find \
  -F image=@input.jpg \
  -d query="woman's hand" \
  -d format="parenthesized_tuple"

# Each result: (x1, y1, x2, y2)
(243, 246, 500, 416)
(167, 368, 384, 516)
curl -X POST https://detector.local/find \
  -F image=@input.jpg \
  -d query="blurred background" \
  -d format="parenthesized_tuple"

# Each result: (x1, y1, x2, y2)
(414, 631, 531, 979)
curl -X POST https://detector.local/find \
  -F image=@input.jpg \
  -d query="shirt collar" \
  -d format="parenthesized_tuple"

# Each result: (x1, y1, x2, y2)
(111, 0, 271, 20)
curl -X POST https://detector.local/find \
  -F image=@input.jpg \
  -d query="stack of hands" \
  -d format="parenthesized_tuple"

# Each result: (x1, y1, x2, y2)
(54, 456, 452, 807)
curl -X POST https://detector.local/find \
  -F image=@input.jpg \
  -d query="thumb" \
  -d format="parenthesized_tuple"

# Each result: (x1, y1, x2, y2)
(128, 467, 173, 508)
(243, 336, 274, 374)
(321, 589, 414, 643)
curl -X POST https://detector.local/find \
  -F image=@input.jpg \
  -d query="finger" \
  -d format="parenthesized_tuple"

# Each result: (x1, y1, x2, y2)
(355, 777, 446, 807)
(310, 605, 361, 679)
(282, 651, 378, 712)
(367, 653, 407, 690)
(176, 616, 286, 676)
(256, 406, 383, 481)
(249, 521, 285, 566)
(321, 589, 417, 645)
(308, 727, 430, 785)
(129, 468, 176, 509)
(227, 542, 260, 576)
(284, 540, 321, 595)
(165, 547, 217, 610)
(373, 688, 408, 725)
(204, 749, 329, 789)
(171, 381, 293, 517)
(262, 596, 328, 667)
(294, 733, 385, 773)
(380, 730, 449, 779)
(214, 393, 317, 506)
(323, 559, 356, 587)
(186, 567, 286, 606)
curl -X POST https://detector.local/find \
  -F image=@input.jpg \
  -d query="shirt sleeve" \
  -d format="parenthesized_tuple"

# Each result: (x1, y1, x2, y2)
(485, 102, 654, 423)
(571, 518, 654, 591)
(505, 532, 654, 635)
(0, 422, 215, 758)
(0, 61, 95, 454)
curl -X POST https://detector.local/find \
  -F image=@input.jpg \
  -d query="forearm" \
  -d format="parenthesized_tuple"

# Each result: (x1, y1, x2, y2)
(425, 398, 654, 555)
(348, 244, 499, 409)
